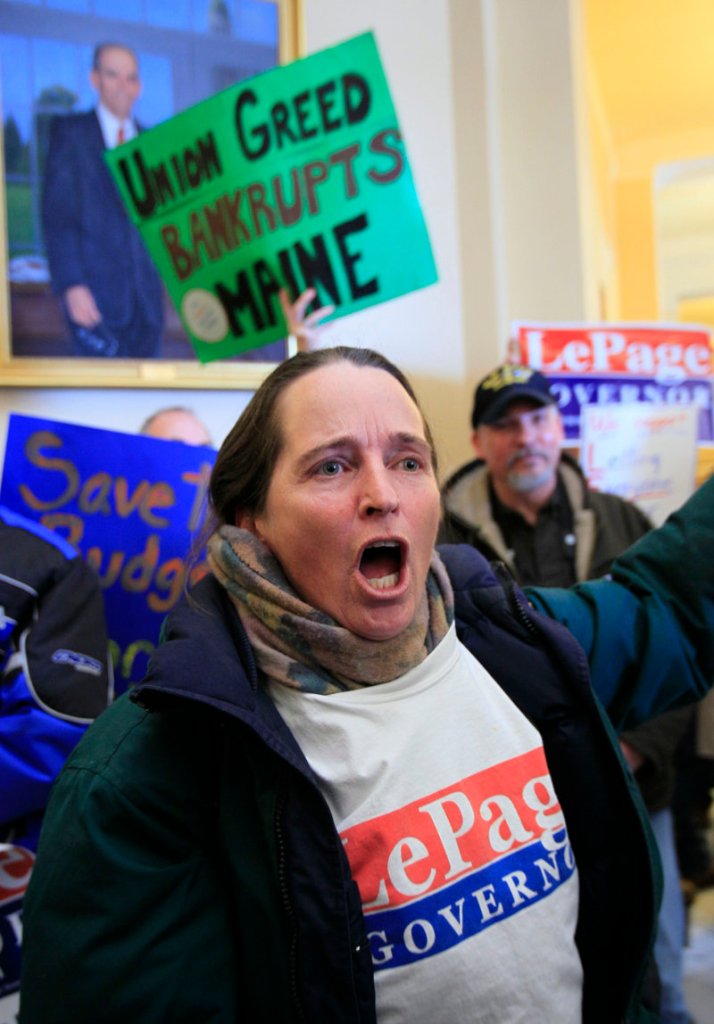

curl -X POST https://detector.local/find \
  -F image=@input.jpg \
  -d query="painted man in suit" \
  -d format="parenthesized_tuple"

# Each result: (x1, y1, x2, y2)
(42, 43, 164, 358)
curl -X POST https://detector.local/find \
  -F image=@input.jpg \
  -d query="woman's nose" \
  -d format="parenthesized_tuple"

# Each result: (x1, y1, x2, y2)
(359, 465, 399, 517)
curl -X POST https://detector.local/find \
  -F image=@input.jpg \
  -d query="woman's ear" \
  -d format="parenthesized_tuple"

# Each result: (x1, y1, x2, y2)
(235, 510, 256, 532)
(236, 510, 266, 543)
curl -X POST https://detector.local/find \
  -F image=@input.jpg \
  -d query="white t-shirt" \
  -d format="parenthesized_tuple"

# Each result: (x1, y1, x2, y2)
(269, 624, 583, 1023)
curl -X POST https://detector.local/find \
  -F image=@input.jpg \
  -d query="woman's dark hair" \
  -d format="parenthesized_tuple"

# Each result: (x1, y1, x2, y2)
(207, 345, 439, 532)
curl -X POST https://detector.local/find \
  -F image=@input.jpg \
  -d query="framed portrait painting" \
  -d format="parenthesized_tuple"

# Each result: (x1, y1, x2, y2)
(0, 0, 302, 389)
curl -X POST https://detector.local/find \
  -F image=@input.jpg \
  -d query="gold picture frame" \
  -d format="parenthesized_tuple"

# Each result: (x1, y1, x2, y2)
(0, 0, 303, 390)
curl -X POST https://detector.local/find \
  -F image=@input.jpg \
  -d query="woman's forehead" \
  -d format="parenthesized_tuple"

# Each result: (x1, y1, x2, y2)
(276, 362, 423, 437)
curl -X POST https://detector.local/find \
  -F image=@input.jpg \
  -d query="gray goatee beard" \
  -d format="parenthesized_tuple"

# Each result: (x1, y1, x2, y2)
(506, 450, 555, 494)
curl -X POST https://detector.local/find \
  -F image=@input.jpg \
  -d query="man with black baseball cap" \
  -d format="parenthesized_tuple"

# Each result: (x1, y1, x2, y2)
(440, 362, 694, 1023)
(440, 362, 651, 585)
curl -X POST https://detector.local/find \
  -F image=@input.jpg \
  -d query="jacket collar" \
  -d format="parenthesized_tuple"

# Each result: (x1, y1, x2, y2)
(132, 574, 311, 772)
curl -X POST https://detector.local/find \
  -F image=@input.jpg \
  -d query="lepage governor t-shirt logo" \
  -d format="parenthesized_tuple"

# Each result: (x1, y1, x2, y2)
(341, 747, 575, 969)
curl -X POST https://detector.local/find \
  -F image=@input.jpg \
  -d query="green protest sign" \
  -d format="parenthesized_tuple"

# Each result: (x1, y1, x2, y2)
(104, 32, 437, 362)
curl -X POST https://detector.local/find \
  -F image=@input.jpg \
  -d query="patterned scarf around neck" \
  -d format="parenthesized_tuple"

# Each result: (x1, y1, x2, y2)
(207, 525, 455, 695)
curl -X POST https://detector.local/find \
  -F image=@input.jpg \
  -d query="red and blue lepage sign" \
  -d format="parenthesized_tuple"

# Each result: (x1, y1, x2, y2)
(514, 322, 714, 441)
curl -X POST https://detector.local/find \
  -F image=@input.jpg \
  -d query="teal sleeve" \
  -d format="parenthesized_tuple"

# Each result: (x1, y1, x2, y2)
(527, 474, 714, 730)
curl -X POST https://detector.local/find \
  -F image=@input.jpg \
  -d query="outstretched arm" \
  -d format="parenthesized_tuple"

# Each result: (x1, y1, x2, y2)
(527, 474, 714, 729)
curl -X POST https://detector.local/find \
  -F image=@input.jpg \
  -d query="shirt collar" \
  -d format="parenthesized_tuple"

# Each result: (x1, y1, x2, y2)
(96, 103, 136, 147)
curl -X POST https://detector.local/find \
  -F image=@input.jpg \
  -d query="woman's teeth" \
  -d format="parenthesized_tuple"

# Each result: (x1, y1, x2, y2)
(368, 572, 399, 590)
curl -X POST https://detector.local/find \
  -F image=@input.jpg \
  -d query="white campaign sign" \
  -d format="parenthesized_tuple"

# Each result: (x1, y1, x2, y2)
(580, 403, 698, 526)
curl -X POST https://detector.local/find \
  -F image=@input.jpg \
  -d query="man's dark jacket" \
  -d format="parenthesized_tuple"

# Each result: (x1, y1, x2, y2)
(440, 451, 652, 583)
(42, 110, 163, 341)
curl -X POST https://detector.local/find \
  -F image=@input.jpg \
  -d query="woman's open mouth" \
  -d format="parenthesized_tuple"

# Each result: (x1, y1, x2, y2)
(358, 540, 403, 590)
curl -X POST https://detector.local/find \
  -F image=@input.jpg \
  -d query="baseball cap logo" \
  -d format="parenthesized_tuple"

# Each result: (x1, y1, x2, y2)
(481, 366, 537, 393)
(472, 363, 554, 428)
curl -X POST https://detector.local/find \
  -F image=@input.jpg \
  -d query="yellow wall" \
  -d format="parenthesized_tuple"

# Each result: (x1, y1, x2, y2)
(585, 79, 618, 319)
(613, 177, 658, 319)
(584, 0, 714, 322)
(697, 447, 714, 486)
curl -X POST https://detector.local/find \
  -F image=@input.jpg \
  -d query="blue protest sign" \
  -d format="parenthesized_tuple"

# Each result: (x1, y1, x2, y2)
(0, 414, 216, 693)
